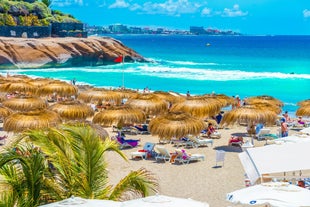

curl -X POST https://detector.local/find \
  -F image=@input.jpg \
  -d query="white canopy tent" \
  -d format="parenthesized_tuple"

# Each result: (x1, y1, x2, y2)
(239, 142, 310, 184)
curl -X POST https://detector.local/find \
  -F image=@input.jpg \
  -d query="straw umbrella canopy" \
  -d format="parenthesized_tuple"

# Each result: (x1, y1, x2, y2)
(36, 81, 78, 97)
(246, 95, 283, 107)
(3, 110, 61, 133)
(27, 78, 55, 87)
(220, 105, 278, 126)
(297, 99, 310, 107)
(296, 105, 310, 117)
(48, 100, 94, 121)
(148, 111, 206, 140)
(0, 81, 36, 94)
(248, 102, 282, 115)
(203, 93, 235, 108)
(92, 106, 146, 127)
(125, 94, 169, 115)
(153, 91, 185, 104)
(78, 89, 122, 105)
(170, 97, 221, 119)
(0, 92, 7, 102)
(2, 96, 48, 112)
(0, 106, 13, 120)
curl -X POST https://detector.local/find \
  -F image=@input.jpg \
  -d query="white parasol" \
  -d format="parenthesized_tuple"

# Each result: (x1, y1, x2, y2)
(227, 182, 310, 207)
(121, 194, 209, 207)
(39, 196, 121, 207)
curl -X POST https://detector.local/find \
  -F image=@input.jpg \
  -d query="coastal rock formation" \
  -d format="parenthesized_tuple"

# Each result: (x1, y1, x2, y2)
(0, 37, 147, 69)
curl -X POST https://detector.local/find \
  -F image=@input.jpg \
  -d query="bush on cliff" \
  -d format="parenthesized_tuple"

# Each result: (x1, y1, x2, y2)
(0, 0, 80, 26)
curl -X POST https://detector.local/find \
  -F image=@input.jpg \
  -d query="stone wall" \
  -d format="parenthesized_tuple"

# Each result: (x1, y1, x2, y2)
(51, 22, 87, 37)
(0, 25, 51, 38)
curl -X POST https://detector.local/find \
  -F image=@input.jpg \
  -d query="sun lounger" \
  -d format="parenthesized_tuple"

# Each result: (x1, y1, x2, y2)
(174, 149, 205, 164)
(187, 135, 213, 148)
(155, 146, 173, 162)
(116, 136, 140, 149)
(131, 142, 156, 160)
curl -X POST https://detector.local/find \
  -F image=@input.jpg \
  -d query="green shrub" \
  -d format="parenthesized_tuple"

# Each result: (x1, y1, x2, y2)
(4, 14, 17, 26)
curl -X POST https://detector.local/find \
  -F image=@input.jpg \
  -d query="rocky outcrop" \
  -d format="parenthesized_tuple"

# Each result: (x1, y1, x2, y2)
(0, 37, 147, 69)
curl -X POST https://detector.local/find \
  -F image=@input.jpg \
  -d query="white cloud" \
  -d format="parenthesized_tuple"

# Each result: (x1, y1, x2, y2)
(130, 3, 142, 11)
(222, 4, 248, 17)
(52, 0, 83, 7)
(109, 0, 130, 9)
(106, 1, 247, 19)
(201, 7, 211, 16)
(126, 0, 205, 16)
(303, 9, 310, 18)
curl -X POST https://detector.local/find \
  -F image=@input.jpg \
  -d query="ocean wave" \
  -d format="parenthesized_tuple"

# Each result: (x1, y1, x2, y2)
(164, 60, 219, 66)
(4, 65, 310, 81)
(133, 65, 310, 81)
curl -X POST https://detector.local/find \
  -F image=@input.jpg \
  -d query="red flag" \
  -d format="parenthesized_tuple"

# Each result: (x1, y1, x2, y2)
(114, 55, 123, 63)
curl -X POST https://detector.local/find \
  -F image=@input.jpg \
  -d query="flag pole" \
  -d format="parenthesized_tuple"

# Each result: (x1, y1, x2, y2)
(122, 55, 124, 89)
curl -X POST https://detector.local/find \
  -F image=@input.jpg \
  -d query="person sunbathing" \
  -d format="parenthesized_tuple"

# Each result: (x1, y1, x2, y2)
(228, 136, 244, 145)
(206, 123, 216, 137)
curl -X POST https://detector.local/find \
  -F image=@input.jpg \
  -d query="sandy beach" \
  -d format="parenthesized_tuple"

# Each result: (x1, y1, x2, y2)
(103, 124, 283, 206)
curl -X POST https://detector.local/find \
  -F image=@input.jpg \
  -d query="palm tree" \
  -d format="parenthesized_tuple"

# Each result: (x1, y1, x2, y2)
(19, 124, 158, 203)
(0, 144, 60, 207)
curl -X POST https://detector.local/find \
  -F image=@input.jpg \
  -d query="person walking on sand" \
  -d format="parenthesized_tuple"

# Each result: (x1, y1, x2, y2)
(186, 91, 190, 97)
(281, 118, 288, 137)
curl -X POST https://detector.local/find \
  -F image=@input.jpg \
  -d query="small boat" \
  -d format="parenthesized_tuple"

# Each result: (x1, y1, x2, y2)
(206, 43, 211, 47)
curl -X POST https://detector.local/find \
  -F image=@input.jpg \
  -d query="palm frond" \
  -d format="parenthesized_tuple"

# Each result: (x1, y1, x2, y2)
(108, 168, 158, 201)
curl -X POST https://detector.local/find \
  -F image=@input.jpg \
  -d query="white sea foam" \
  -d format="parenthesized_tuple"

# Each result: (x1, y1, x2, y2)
(133, 65, 310, 81)
(5, 64, 310, 81)
(164, 60, 219, 66)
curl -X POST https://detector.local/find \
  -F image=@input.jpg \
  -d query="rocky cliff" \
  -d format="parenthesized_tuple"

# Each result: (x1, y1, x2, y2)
(0, 37, 147, 69)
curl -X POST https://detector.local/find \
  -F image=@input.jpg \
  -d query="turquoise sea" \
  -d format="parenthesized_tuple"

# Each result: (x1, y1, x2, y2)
(3, 35, 310, 115)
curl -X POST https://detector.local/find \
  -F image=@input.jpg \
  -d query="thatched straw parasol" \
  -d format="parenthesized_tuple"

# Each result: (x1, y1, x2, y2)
(153, 91, 185, 104)
(125, 94, 169, 115)
(296, 105, 310, 117)
(36, 82, 78, 96)
(2, 96, 48, 111)
(27, 78, 55, 87)
(246, 95, 283, 107)
(203, 93, 235, 108)
(245, 102, 282, 115)
(78, 89, 122, 105)
(92, 106, 146, 127)
(170, 97, 221, 119)
(0, 106, 13, 120)
(220, 105, 278, 126)
(6, 74, 32, 82)
(297, 99, 310, 107)
(148, 111, 206, 140)
(0, 81, 36, 94)
(3, 110, 61, 132)
(48, 100, 94, 121)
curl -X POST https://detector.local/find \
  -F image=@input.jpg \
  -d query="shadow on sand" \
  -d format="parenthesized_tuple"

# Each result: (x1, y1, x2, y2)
(213, 145, 242, 153)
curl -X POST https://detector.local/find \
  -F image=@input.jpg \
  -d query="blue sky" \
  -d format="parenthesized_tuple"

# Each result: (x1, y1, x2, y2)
(51, 0, 310, 35)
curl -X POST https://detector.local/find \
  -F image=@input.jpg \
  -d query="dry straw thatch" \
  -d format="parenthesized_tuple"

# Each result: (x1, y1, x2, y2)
(78, 89, 122, 105)
(3, 110, 61, 132)
(92, 106, 146, 127)
(220, 105, 278, 126)
(48, 100, 94, 121)
(170, 96, 221, 119)
(36, 81, 78, 96)
(246, 95, 283, 107)
(126, 93, 169, 115)
(296, 105, 310, 117)
(2, 96, 48, 112)
(148, 111, 206, 139)
(297, 99, 310, 107)
(0, 81, 36, 94)
(0, 106, 13, 119)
